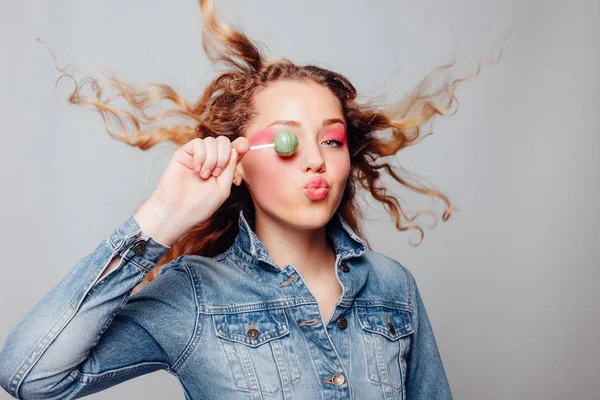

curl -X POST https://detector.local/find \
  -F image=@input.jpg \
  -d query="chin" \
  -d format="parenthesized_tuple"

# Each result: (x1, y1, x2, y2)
(253, 187, 344, 230)
(285, 203, 340, 230)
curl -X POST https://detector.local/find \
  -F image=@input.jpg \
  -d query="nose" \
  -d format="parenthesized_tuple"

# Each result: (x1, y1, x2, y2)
(301, 139, 326, 174)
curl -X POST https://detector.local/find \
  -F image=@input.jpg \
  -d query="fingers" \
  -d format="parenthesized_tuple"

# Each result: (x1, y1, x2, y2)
(184, 135, 245, 181)
(187, 138, 206, 173)
(200, 137, 218, 179)
(213, 136, 232, 177)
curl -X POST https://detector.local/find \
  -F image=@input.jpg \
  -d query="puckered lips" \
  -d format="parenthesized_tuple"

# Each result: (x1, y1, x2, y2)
(303, 177, 330, 201)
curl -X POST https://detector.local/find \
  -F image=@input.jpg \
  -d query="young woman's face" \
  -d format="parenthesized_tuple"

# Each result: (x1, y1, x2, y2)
(238, 80, 351, 230)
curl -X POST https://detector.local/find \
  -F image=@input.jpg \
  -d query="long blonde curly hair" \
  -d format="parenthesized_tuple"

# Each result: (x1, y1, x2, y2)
(47, 0, 500, 290)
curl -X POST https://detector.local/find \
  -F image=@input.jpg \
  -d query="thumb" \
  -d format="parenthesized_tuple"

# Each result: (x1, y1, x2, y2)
(231, 136, 250, 156)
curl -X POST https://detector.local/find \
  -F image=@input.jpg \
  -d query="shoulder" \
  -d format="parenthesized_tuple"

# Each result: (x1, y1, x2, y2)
(130, 256, 197, 308)
(171, 253, 245, 300)
(176, 252, 243, 281)
(118, 257, 198, 361)
(361, 249, 417, 283)
(357, 249, 418, 306)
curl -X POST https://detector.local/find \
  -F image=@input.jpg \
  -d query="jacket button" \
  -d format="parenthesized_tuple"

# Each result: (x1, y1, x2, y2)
(332, 372, 345, 386)
(388, 322, 396, 335)
(387, 314, 396, 334)
(339, 263, 350, 273)
(337, 316, 348, 330)
(247, 328, 260, 340)
(133, 242, 146, 256)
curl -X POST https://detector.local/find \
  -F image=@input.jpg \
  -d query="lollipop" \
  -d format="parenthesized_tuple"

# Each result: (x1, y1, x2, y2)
(232, 130, 299, 157)
(272, 130, 299, 156)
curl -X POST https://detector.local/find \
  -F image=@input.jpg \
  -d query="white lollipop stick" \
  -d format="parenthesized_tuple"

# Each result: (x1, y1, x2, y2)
(231, 143, 274, 152)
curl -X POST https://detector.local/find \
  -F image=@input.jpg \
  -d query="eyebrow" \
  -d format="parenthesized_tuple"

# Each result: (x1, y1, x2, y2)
(266, 118, 346, 129)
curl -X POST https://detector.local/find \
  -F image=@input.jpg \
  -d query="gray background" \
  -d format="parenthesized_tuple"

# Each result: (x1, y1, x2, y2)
(1, 0, 598, 399)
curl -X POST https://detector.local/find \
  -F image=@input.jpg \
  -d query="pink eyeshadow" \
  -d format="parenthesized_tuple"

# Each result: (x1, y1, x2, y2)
(322, 125, 347, 146)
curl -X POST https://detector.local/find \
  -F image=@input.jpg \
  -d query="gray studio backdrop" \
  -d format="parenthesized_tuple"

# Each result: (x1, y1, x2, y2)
(1, 1, 598, 399)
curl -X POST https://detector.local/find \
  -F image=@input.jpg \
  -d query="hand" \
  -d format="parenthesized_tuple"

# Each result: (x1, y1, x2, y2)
(135, 135, 250, 245)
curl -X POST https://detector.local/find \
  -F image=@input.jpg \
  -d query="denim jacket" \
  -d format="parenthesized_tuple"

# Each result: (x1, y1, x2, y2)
(0, 211, 452, 399)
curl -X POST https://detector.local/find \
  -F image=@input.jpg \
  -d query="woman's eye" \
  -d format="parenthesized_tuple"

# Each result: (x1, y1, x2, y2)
(322, 140, 343, 147)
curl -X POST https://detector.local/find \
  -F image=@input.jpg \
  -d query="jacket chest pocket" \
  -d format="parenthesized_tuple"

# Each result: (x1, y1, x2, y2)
(212, 308, 301, 395)
(357, 306, 414, 393)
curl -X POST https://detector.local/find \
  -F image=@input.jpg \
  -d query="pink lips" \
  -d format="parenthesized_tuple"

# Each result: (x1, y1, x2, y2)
(303, 177, 330, 201)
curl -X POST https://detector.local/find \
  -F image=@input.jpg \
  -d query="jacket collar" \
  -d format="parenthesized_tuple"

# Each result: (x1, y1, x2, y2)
(231, 210, 367, 272)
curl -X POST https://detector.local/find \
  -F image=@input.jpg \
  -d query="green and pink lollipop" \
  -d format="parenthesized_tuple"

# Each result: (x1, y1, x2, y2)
(232, 130, 299, 157)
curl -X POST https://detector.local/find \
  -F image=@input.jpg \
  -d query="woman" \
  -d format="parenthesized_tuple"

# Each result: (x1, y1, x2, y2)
(0, 0, 489, 398)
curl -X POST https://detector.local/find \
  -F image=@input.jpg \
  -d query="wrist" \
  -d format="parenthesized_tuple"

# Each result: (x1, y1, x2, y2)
(134, 197, 192, 246)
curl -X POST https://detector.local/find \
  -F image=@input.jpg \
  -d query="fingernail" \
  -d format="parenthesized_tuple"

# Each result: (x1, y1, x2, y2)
(201, 169, 211, 178)
(212, 168, 221, 177)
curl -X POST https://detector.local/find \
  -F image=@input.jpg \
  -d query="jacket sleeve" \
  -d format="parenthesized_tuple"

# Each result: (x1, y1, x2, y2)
(0, 215, 196, 399)
(404, 270, 454, 399)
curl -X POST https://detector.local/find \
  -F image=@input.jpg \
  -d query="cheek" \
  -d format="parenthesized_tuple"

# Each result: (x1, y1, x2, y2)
(243, 127, 292, 192)
(332, 156, 351, 181)
(242, 151, 293, 195)
(248, 127, 277, 146)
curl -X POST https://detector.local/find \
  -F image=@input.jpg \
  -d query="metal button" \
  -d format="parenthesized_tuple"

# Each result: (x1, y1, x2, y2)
(133, 241, 146, 256)
(339, 263, 350, 273)
(247, 328, 260, 340)
(387, 314, 396, 334)
(332, 373, 345, 386)
(337, 316, 348, 330)
(247, 321, 260, 340)
(388, 322, 396, 335)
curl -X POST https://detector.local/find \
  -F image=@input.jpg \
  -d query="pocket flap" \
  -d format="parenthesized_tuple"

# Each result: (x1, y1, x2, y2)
(212, 308, 289, 347)
(357, 306, 413, 341)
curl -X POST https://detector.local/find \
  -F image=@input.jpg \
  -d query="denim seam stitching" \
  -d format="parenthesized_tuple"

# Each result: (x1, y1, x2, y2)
(109, 231, 140, 253)
(295, 322, 326, 400)
(76, 362, 170, 383)
(126, 258, 152, 273)
(284, 308, 302, 383)
(8, 304, 76, 399)
(88, 289, 135, 355)
(170, 263, 203, 372)
(352, 299, 411, 310)
(399, 264, 413, 311)
(321, 318, 352, 396)
(201, 299, 317, 314)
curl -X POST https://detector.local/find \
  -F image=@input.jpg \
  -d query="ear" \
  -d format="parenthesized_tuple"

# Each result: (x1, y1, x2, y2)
(233, 163, 245, 187)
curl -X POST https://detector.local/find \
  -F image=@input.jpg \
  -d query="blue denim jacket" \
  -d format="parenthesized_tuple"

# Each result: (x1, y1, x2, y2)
(0, 211, 452, 399)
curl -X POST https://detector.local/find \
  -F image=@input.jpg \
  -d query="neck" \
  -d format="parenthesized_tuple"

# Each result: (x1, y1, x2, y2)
(253, 211, 337, 280)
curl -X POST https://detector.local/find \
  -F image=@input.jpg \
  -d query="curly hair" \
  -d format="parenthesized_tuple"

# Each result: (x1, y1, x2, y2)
(48, 0, 500, 290)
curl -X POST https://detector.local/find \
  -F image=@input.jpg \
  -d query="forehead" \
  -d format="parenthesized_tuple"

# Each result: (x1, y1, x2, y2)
(250, 80, 344, 125)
